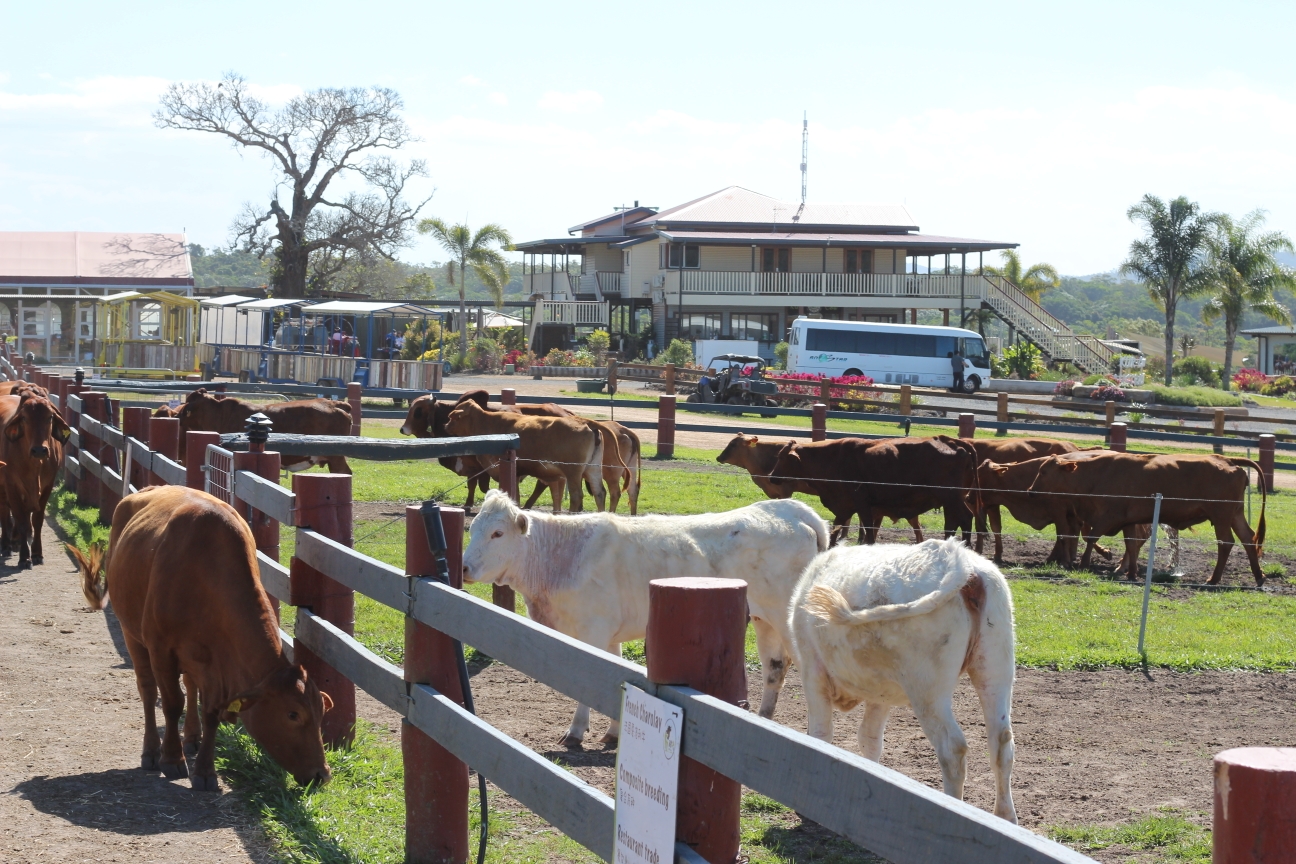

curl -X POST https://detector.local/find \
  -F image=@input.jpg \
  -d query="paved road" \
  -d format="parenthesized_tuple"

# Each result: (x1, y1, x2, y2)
(0, 519, 267, 863)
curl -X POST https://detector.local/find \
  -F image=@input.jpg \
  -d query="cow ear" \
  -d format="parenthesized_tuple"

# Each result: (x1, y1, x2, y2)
(745, 436, 758, 447)
(516, 511, 529, 534)
(4, 419, 22, 441)
(1061, 461, 1080, 472)
(320, 691, 334, 713)
(53, 416, 71, 444)
(992, 464, 1010, 475)
(225, 690, 261, 716)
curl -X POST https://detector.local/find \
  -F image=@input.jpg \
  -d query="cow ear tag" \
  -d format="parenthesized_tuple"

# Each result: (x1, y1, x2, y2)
(227, 699, 243, 713)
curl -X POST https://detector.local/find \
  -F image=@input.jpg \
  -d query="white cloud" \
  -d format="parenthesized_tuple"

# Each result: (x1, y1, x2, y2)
(460, 75, 484, 86)
(488, 92, 508, 106)
(536, 90, 603, 113)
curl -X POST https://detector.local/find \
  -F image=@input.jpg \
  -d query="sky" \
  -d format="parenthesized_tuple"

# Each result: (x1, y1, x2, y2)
(2, 1, 1295, 276)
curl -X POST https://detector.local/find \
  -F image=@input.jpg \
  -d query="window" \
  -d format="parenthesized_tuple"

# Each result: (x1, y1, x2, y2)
(844, 249, 873, 273)
(79, 307, 94, 338)
(761, 247, 791, 272)
(136, 302, 162, 339)
(661, 243, 701, 268)
(731, 313, 778, 342)
(960, 337, 989, 366)
(679, 313, 720, 340)
(805, 328, 959, 358)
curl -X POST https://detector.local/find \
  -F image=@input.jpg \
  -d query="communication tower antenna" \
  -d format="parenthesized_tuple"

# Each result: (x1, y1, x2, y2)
(793, 111, 807, 222)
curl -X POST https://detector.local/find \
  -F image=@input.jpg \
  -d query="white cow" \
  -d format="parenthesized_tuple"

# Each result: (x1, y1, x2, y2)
(462, 490, 829, 745)
(791, 537, 1018, 823)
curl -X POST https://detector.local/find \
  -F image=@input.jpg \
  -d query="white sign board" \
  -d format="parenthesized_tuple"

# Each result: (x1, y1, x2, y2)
(613, 684, 683, 864)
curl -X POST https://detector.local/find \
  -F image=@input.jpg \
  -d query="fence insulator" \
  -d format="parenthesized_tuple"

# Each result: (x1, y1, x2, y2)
(148, 416, 180, 486)
(657, 394, 677, 460)
(958, 412, 975, 439)
(647, 576, 748, 863)
(290, 472, 356, 747)
(346, 382, 363, 436)
(403, 504, 470, 864)
(1214, 747, 1296, 862)
(122, 406, 151, 491)
(501, 387, 516, 406)
(1259, 434, 1276, 493)
(811, 403, 827, 442)
(1109, 422, 1128, 453)
(185, 431, 221, 490)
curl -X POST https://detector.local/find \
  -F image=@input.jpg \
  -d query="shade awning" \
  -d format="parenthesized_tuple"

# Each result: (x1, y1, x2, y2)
(199, 294, 257, 307)
(304, 301, 436, 315)
(481, 311, 524, 327)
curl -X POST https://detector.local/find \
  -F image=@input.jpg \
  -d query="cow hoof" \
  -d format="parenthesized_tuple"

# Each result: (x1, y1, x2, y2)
(141, 754, 161, 771)
(31, 555, 42, 565)
(560, 734, 584, 749)
(598, 733, 619, 748)
(19, 559, 30, 570)
(190, 773, 220, 792)
(160, 759, 189, 779)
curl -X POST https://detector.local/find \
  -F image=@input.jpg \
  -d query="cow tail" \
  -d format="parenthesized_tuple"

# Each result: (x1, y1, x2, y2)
(1229, 458, 1268, 556)
(949, 438, 983, 515)
(67, 541, 108, 610)
(606, 425, 631, 493)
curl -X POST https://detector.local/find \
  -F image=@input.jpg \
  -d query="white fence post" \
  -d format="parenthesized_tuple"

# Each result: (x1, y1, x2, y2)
(1137, 493, 1164, 658)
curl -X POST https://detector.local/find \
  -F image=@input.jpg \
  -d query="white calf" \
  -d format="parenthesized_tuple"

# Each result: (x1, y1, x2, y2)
(791, 537, 1018, 822)
(462, 490, 829, 745)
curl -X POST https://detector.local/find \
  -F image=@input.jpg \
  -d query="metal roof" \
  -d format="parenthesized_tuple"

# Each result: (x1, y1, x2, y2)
(655, 229, 1017, 253)
(513, 238, 610, 254)
(199, 294, 257, 307)
(1240, 325, 1296, 335)
(235, 297, 303, 310)
(635, 187, 919, 233)
(304, 300, 436, 316)
(0, 232, 193, 285)
(568, 206, 656, 235)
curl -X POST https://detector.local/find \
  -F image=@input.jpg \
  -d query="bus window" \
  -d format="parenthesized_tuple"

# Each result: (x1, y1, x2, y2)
(789, 327, 799, 346)
(934, 335, 957, 358)
(961, 337, 990, 366)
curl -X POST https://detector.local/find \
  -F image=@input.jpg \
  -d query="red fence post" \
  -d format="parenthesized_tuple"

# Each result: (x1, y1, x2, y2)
(63, 382, 85, 494)
(500, 387, 516, 407)
(148, 416, 180, 486)
(1214, 747, 1296, 862)
(646, 577, 747, 864)
(811, 402, 827, 442)
(185, 431, 221, 490)
(290, 472, 356, 747)
(492, 448, 519, 613)
(657, 394, 677, 460)
(234, 430, 283, 616)
(78, 391, 108, 512)
(403, 504, 470, 864)
(1259, 433, 1276, 493)
(122, 406, 151, 491)
(1109, 422, 1128, 453)
(819, 377, 830, 405)
(958, 412, 975, 439)
(347, 382, 363, 436)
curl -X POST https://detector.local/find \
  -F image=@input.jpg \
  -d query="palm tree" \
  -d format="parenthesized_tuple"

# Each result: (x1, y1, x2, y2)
(966, 307, 996, 337)
(1202, 210, 1295, 389)
(417, 219, 513, 358)
(1120, 195, 1219, 386)
(984, 250, 1060, 302)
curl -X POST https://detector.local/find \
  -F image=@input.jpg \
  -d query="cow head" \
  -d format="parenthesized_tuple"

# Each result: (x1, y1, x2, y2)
(716, 434, 758, 467)
(6, 394, 66, 459)
(176, 388, 246, 435)
(461, 490, 529, 586)
(443, 398, 488, 438)
(767, 441, 801, 486)
(228, 664, 334, 788)
(399, 395, 436, 437)
(1025, 455, 1079, 497)
(456, 390, 492, 411)
(152, 404, 179, 418)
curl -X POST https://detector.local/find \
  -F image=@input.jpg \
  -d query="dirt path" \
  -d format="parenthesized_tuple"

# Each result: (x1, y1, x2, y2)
(0, 519, 268, 863)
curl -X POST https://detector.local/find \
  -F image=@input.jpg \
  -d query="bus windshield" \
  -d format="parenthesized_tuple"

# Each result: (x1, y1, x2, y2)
(960, 337, 989, 367)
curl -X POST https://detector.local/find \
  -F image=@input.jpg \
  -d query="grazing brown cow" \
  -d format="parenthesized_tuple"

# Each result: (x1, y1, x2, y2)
(969, 438, 1084, 561)
(70, 486, 333, 790)
(718, 433, 923, 542)
(1025, 451, 1266, 585)
(769, 436, 979, 542)
(444, 398, 612, 512)
(1, 392, 70, 566)
(0, 381, 49, 398)
(177, 388, 352, 473)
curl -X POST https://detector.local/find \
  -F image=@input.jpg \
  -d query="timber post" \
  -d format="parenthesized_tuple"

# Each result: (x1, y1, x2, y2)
(1259, 434, 1275, 493)
(811, 403, 827, 442)
(501, 387, 516, 407)
(346, 382, 363, 436)
(1213, 747, 1296, 862)
(185, 431, 222, 490)
(997, 391, 1009, 423)
(122, 406, 151, 490)
(664, 363, 676, 395)
(403, 504, 470, 864)
(646, 577, 748, 864)
(1213, 409, 1226, 455)
(657, 394, 677, 460)
(899, 384, 912, 416)
(147, 416, 180, 486)
(290, 472, 357, 747)
(1109, 422, 1128, 452)
(958, 412, 975, 439)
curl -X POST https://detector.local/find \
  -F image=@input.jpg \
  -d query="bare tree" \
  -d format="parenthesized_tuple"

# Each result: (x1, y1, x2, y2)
(156, 73, 432, 298)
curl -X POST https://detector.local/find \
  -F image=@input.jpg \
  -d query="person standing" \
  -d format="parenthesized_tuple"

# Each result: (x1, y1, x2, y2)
(949, 349, 965, 392)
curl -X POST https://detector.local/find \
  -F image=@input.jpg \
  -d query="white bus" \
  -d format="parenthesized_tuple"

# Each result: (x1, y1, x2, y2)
(786, 318, 993, 393)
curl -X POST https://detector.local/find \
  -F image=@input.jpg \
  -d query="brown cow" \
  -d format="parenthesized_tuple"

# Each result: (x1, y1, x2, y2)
(1026, 451, 1266, 585)
(152, 404, 180, 418)
(969, 437, 1084, 561)
(1, 391, 70, 566)
(444, 398, 610, 512)
(177, 388, 352, 473)
(69, 486, 333, 790)
(717, 433, 923, 542)
(769, 436, 979, 543)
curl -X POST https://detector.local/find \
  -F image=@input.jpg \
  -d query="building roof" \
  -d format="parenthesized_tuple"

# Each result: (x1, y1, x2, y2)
(635, 187, 919, 233)
(1240, 325, 1296, 336)
(569, 206, 657, 235)
(655, 229, 1016, 254)
(199, 294, 258, 307)
(304, 300, 436, 316)
(0, 232, 193, 286)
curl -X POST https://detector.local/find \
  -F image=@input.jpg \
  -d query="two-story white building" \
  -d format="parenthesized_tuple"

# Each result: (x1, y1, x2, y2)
(516, 187, 1114, 374)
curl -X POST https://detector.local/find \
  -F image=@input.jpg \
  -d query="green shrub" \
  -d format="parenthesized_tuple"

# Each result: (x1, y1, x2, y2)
(1144, 384, 1242, 407)
(1172, 356, 1221, 387)
(655, 338, 695, 367)
(584, 329, 610, 354)
(1082, 374, 1105, 386)
(773, 341, 789, 370)
(468, 337, 501, 373)
(1261, 375, 1296, 397)
(1000, 342, 1044, 379)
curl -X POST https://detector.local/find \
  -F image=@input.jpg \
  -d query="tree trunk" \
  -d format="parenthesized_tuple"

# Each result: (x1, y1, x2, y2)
(458, 254, 469, 363)
(273, 202, 309, 298)
(1163, 306, 1176, 386)
(1222, 318, 1237, 391)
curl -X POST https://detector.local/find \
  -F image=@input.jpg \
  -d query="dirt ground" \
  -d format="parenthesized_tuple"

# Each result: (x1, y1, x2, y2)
(0, 520, 269, 863)
(351, 660, 1295, 863)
